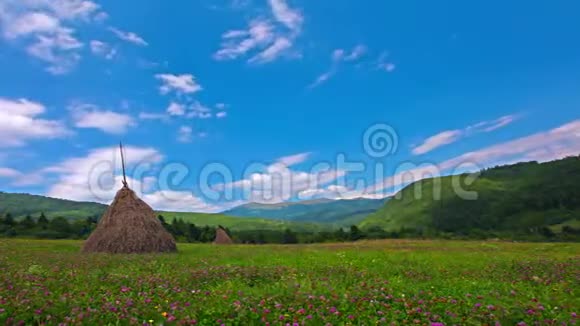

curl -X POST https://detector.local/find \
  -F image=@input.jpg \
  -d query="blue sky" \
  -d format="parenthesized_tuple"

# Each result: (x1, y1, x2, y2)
(0, 0, 579, 212)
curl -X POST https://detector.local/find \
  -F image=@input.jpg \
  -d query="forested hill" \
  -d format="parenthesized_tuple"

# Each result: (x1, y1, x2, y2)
(0, 192, 106, 219)
(361, 156, 580, 235)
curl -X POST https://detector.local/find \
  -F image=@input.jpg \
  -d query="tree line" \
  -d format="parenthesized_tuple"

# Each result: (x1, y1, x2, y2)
(1, 212, 578, 243)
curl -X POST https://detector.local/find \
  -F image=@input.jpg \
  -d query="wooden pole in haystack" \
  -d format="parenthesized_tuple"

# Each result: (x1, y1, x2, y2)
(120, 142, 128, 188)
(82, 143, 177, 254)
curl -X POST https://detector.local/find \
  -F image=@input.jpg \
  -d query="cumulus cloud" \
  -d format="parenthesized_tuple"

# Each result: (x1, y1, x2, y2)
(155, 74, 202, 95)
(215, 153, 345, 204)
(0, 0, 105, 74)
(216, 111, 227, 119)
(0, 97, 71, 147)
(69, 103, 135, 134)
(109, 27, 148, 46)
(45, 146, 163, 202)
(41, 145, 221, 212)
(412, 114, 520, 155)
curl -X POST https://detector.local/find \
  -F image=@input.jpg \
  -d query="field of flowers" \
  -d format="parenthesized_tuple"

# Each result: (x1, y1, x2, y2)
(0, 239, 578, 325)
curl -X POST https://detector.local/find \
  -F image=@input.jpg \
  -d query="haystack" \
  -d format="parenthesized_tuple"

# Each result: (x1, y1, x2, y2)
(82, 185, 177, 254)
(214, 226, 233, 244)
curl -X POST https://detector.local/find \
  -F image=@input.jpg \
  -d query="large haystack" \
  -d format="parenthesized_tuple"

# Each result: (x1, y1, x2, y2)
(82, 186, 177, 254)
(214, 227, 233, 244)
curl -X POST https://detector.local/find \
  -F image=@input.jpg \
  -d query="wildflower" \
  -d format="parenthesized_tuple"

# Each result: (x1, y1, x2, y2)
(431, 323, 444, 326)
(162, 312, 168, 317)
(148, 320, 153, 323)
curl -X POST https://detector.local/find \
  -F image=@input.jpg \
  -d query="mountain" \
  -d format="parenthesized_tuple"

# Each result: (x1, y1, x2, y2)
(360, 156, 580, 234)
(225, 197, 389, 225)
(0, 192, 319, 231)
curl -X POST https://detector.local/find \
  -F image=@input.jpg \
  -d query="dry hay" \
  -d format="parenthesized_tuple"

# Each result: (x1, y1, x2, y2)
(214, 227, 234, 244)
(82, 186, 177, 254)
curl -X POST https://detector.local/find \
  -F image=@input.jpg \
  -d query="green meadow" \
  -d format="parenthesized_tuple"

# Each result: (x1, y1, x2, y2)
(0, 239, 578, 325)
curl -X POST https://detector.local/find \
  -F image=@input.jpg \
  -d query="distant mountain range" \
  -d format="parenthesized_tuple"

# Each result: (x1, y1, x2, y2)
(224, 197, 389, 226)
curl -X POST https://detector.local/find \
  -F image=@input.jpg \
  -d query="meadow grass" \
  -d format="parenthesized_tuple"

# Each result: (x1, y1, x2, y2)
(0, 239, 578, 325)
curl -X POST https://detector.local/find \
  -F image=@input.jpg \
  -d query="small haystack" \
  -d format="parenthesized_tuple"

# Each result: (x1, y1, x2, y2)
(82, 143, 177, 254)
(214, 226, 233, 244)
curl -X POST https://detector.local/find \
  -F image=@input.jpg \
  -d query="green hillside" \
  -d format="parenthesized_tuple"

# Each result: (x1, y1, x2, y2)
(159, 211, 323, 231)
(0, 192, 106, 219)
(360, 156, 580, 234)
(0, 192, 322, 231)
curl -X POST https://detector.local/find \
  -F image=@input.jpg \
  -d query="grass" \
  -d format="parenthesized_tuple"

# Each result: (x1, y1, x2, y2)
(160, 211, 324, 231)
(0, 239, 578, 325)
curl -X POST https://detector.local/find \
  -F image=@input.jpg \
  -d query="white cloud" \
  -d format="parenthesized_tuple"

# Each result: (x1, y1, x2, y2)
(0, 167, 21, 178)
(215, 155, 346, 204)
(216, 111, 227, 118)
(187, 101, 212, 119)
(214, 0, 302, 63)
(90, 40, 116, 59)
(376, 51, 396, 73)
(214, 20, 275, 61)
(139, 112, 168, 121)
(155, 74, 202, 95)
(308, 45, 368, 89)
(343, 44, 367, 62)
(370, 119, 580, 194)
(276, 152, 311, 167)
(26, 27, 83, 74)
(69, 103, 135, 134)
(412, 130, 463, 155)
(177, 126, 193, 143)
(412, 114, 520, 155)
(45, 146, 163, 203)
(0, 97, 70, 147)
(166, 102, 185, 116)
(0, 0, 105, 74)
(268, 0, 303, 33)
(39, 146, 221, 212)
(109, 27, 148, 46)
(142, 190, 222, 213)
(308, 71, 334, 89)
(2, 12, 60, 38)
(298, 184, 388, 201)
(249, 36, 292, 63)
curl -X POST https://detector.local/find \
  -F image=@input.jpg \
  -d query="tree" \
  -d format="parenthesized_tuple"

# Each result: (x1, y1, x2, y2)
(37, 213, 49, 230)
(20, 214, 35, 229)
(2, 213, 15, 227)
(349, 225, 363, 241)
(282, 229, 298, 244)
